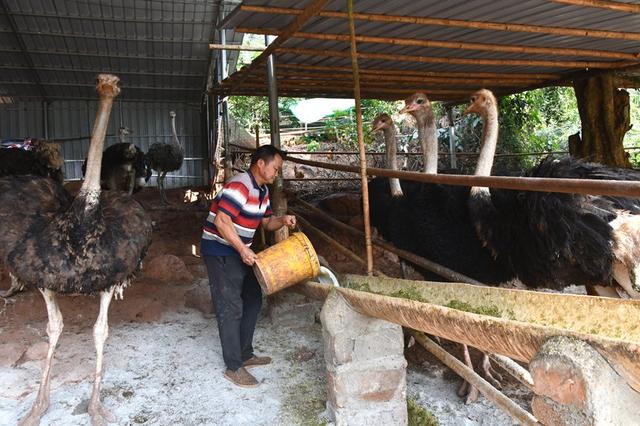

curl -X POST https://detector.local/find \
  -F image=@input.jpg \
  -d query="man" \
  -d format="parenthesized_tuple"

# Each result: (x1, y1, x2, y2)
(201, 145, 296, 388)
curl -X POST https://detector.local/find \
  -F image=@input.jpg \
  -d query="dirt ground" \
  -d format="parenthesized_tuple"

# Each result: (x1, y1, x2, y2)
(0, 184, 532, 425)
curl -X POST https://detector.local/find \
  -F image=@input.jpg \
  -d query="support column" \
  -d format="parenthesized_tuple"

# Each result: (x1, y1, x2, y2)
(447, 108, 457, 170)
(220, 29, 232, 183)
(265, 34, 288, 242)
(529, 336, 640, 425)
(570, 73, 631, 167)
(320, 290, 407, 426)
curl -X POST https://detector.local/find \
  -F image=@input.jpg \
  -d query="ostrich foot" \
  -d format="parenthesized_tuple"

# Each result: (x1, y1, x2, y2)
(480, 354, 502, 389)
(457, 344, 479, 404)
(18, 396, 50, 426)
(88, 399, 116, 426)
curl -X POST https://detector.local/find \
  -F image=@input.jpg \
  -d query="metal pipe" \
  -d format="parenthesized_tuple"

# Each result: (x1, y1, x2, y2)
(447, 108, 457, 169)
(265, 35, 281, 149)
(286, 156, 640, 198)
(42, 101, 48, 139)
(220, 29, 228, 80)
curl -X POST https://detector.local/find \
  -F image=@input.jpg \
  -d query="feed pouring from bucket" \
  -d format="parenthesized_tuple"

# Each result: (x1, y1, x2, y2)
(253, 232, 321, 295)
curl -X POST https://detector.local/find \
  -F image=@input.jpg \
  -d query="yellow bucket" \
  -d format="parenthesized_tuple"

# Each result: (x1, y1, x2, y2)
(253, 232, 320, 295)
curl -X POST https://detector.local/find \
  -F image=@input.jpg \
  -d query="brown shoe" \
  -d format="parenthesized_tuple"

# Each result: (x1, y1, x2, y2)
(242, 355, 272, 369)
(223, 367, 258, 388)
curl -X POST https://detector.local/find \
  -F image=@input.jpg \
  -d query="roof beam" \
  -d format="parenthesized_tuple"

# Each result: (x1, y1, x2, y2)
(0, 48, 204, 61)
(1, 81, 201, 91)
(549, 0, 640, 13)
(0, 65, 204, 78)
(239, 27, 640, 61)
(221, 0, 331, 88)
(0, 11, 211, 25)
(0, 28, 210, 44)
(236, 5, 640, 41)
(274, 46, 634, 69)
(0, 0, 48, 100)
(276, 63, 562, 80)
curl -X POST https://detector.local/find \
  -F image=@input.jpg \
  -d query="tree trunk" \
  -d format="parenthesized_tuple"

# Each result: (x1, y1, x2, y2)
(571, 73, 632, 168)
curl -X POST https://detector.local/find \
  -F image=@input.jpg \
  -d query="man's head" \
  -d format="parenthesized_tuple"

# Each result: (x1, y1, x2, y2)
(250, 145, 285, 186)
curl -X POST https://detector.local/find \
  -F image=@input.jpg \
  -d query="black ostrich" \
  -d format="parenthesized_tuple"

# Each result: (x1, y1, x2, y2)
(368, 102, 513, 402)
(82, 135, 152, 194)
(0, 140, 65, 183)
(146, 110, 184, 204)
(465, 88, 640, 298)
(2, 74, 152, 426)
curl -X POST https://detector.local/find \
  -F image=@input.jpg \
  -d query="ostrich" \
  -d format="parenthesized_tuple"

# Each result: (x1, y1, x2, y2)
(372, 113, 403, 197)
(2, 74, 152, 426)
(146, 110, 184, 204)
(368, 100, 513, 402)
(0, 140, 64, 182)
(400, 92, 439, 173)
(465, 88, 640, 298)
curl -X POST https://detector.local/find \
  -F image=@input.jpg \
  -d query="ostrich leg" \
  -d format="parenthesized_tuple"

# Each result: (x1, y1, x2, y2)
(88, 287, 116, 426)
(159, 171, 169, 204)
(480, 353, 502, 388)
(457, 344, 480, 404)
(0, 273, 25, 298)
(19, 289, 64, 426)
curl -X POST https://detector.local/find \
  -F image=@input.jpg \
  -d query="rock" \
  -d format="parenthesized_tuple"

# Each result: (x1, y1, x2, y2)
(185, 282, 214, 317)
(0, 342, 27, 367)
(143, 255, 194, 284)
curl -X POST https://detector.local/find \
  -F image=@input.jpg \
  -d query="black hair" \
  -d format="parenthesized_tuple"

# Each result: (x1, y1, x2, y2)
(250, 145, 285, 166)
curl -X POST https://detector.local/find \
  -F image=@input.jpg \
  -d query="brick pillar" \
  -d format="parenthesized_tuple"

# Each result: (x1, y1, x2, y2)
(529, 336, 640, 425)
(320, 290, 407, 426)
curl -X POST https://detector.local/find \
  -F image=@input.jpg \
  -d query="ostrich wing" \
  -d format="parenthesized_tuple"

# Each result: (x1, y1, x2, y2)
(0, 176, 71, 262)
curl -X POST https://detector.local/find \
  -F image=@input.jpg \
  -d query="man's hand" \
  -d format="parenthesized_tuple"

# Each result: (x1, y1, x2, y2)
(282, 215, 296, 229)
(239, 246, 258, 266)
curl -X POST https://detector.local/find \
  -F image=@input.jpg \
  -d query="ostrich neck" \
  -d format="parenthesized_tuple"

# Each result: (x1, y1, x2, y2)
(417, 110, 438, 174)
(383, 126, 403, 197)
(81, 94, 117, 196)
(470, 108, 498, 199)
(171, 117, 182, 148)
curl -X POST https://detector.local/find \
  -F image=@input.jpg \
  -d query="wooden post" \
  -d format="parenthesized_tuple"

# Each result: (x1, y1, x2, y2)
(571, 73, 632, 167)
(347, 0, 373, 276)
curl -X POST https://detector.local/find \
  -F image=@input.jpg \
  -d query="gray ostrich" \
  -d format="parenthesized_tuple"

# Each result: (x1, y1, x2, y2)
(146, 110, 184, 204)
(3, 74, 152, 426)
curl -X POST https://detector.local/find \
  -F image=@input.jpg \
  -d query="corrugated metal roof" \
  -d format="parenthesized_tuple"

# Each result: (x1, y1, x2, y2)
(215, 0, 640, 101)
(0, 0, 242, 102)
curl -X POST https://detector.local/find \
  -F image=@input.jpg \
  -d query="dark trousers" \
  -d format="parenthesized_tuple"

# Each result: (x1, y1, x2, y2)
(204, 255, 263, 371)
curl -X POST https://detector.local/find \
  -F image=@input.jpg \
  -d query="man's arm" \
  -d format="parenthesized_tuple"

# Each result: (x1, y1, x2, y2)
(261, 214, 296, 232)
(214, 211, 257, 265)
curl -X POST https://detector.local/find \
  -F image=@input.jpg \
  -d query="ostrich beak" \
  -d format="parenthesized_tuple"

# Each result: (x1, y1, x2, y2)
(372, 122, 385, 133)
(463, 104, 474, 116)
(400, 104, 419, 114)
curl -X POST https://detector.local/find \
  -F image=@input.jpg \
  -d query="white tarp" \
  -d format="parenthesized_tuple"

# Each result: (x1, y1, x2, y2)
(290, 98, 355, 124)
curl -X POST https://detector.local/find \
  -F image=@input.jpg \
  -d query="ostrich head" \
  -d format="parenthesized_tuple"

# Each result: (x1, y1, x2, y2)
(464, 89, 497, 118)
(400, 92, 432, 122)
(372, 113, 393, 133)
(33, 140, 64, 170)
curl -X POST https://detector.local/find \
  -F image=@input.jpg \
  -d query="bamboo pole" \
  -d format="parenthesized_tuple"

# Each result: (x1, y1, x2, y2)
(293, 197, 483, 285)
(549, 0, 640, 13)
(347, 0, 373, 277)
(294, 213, 386, 276)
(489, 354, 535, 391)
(238, 27, 640, 61)
(276, 46, 634, 69)
(286, 156, 640, 198)
(410, 332, 540, 425)
(237, 5, 640, 41)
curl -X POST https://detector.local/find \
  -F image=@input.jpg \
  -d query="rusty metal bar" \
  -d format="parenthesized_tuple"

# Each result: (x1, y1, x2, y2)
(550, 0, 640, 13)
(410, 332, 540, 425)
(293, 197, 483, 285)
(347, 0, 373, 277)
(286, 156, 640, 198)
(209, 43, 264, 51)
(237, 5, 640, 41)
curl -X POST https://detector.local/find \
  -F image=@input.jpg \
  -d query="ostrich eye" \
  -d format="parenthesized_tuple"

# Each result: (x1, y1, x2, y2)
(470, 96, 477, 103)
(416, 98, 424, 104)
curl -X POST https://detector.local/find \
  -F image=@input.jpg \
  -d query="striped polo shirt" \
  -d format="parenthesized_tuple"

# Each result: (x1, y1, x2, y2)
(201, 171, 273, 256)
